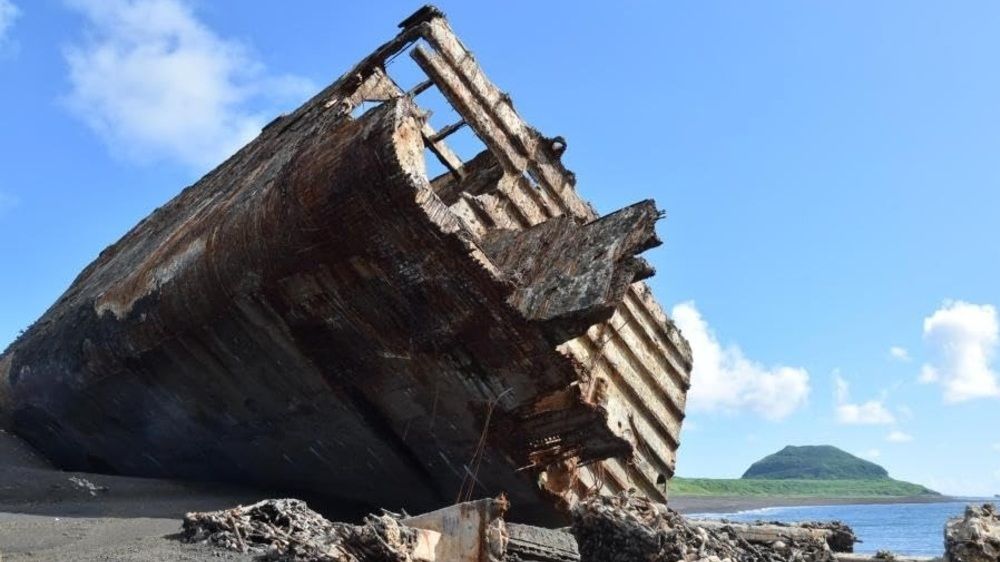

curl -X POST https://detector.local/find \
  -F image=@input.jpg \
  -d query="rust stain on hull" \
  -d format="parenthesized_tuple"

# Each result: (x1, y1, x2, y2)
(0, 6, 692, 523)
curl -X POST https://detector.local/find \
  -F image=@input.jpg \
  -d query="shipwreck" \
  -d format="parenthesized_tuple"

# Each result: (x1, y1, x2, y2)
(0, 6, 692, 522)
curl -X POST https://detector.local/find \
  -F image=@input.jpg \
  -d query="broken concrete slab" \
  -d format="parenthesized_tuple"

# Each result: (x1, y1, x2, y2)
(505, 523, 579, 561)
(691, 519, 855, 553)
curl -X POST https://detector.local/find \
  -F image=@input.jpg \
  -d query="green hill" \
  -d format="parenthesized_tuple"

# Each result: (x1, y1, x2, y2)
(742, 445, 888, 480)
(671, 445, 940, 498)
(669, 477, 938, 497)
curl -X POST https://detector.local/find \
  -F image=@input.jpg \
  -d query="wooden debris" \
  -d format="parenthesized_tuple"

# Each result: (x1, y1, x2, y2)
(182, 498, 427, 562)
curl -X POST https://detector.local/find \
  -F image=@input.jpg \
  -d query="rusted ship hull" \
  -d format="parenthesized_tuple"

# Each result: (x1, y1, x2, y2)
(0, 7, 692, 522)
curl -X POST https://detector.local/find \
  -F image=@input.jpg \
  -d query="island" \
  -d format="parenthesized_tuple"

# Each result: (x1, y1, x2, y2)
(668, 445, 944, 514)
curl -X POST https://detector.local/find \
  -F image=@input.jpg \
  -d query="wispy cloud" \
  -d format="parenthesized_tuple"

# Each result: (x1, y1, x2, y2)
(0, 0, 20, 50)
(833, 372, 896, 425)
(888, 346, 911, 362)
(63, 0, 313, 170)
(862, 448, 881, 460)
(886, 430, 913, 443)
(671, 301, 810, 421)
(920, 300, 1000, 403)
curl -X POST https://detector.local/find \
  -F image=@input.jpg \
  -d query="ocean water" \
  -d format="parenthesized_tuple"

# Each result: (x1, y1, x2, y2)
(692, 501, 985, 557)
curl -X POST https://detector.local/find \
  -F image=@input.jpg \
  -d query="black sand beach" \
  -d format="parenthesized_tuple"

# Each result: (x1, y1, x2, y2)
(0, 429, 957, 559)
(0, 429, 260, 561)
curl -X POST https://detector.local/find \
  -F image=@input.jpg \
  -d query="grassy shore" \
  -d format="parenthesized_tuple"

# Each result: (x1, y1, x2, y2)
(669, 477, 940, 498)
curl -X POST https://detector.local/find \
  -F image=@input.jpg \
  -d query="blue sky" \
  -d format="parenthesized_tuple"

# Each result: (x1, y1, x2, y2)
(1, 1, 999, 496)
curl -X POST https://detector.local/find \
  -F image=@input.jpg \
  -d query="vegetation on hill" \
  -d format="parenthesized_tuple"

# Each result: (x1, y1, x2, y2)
(669, 477, 940, 498)
(670, 445, 940, 498)
(742, 445, 889, 480)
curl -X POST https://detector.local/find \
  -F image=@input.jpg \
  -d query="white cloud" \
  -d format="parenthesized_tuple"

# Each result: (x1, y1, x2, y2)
(920, 301, 1000, 403)
(862, 448, 881, 460)
(833, 373, 896, 425)
(671, 302, 810, 421)
(837, 401, 896, 425)
(992, 442, 1000, 452)
(886, 430, 913, 443)
(888, 346, 911, 362)
(0, 0, 19, 47)
(63, 0, 313, 169)
(918, 364, 937, 383)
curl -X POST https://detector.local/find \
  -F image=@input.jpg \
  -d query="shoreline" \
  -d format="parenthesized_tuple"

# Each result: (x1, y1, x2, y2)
(669, 494, 959, 515)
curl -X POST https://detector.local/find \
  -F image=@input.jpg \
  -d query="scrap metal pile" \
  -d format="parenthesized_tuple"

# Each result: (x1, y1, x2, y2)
(186, 495, 1000, 562)
(183, 493, 862, 562)
(184, 497, 509, 562)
